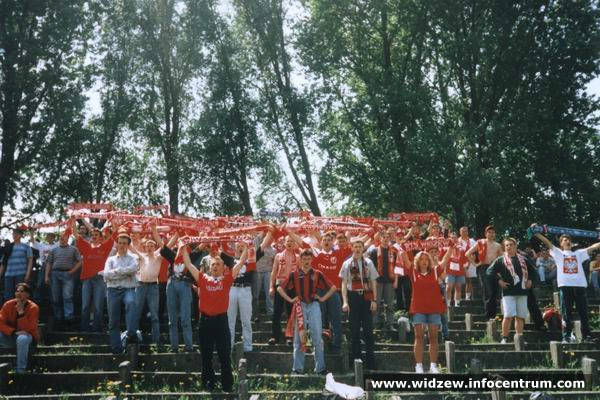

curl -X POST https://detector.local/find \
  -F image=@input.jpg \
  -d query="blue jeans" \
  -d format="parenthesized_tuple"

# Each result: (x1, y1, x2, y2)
(135, 284, 160, 344)
(4, 275, 25, 302)
(318, 290, 342, 351)
(0, 332, 33, 373)
(591, 271, 599, 290)
(228, 286, 253, 352)
(538, 267, 546, 282)
(252, 271, 274, 315)
(107, 287, 137, 354)
(81, 275, 106, 331)
(166, 278, 193, 352)
(50, 271, 75, 320)
(34, 264, 46, 304)
(293, 301, 325, 373)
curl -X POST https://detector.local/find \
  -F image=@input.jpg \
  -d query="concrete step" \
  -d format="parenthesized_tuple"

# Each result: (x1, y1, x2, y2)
(453, 350, 552, 371)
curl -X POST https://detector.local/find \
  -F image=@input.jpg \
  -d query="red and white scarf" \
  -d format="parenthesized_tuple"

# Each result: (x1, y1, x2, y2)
(477, 239, 487, 263)
(285, 300, 307, 351)
(503, 253, 528, 289)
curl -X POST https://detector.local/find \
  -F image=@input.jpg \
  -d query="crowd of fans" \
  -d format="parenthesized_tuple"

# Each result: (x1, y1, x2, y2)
(0, 213, 598, 392)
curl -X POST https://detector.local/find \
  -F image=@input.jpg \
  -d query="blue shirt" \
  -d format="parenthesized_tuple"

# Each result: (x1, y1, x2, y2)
(5, 243, 33, 277)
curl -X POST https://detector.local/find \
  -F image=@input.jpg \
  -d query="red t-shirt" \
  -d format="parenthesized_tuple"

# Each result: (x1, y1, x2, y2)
(409, 265, 446, 315)
(446, 247, 467, 276)
(312, 249, 343, 289)
(76, 237, 114, 280)
(196, 272, 233, 316)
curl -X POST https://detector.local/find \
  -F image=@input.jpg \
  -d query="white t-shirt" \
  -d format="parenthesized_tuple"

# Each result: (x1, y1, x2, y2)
(32, 242, 59, 266)
(549, 247, 589, 287)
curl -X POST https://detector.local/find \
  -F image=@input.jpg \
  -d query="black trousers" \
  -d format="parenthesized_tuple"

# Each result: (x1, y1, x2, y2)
(348, 291, 376, 370)
(159, 282, 167, 321)
(481, 265, 500, 318)
(527, 288, 544, 328)
(199, 313, 232, 392)
(395, 276, 412, 311)
(272, 285, 292, 342)
(559, 286, 590, 339)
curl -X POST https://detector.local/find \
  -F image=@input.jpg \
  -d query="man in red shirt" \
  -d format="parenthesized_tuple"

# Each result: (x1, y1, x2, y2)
(73, 220, 115, 332)
(278, 249, 336, 374)
(0, 283, 39, 374)
(180, 240, 247, 392)
(288, 230, 344, 353)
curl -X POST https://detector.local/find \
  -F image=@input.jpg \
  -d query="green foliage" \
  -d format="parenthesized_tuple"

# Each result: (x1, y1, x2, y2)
(0, 0, 95, 222)
(299, 0, 600, 233)
(1, 0, 599, 232)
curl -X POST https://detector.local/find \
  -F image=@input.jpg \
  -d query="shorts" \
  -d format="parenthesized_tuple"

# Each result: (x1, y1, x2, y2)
(412, 313, 442, 326)
(446, 275, 466, 285)
(502, 295, 528, 318)
(465, 265, 477, 278)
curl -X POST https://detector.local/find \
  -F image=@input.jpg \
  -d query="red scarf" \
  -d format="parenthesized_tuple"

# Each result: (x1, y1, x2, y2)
(285, 300, 307, 351)
(477, 239, 487, 263)
(377, 246, 396, 281)
(503, 253, 528, 289)
(279, 249, 298, 272)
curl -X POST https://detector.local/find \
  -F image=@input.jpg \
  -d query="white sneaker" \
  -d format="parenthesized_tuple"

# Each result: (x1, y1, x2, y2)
(500, 338, 507, 344)
(465, 293, 472, 300)
(429, 364, 440, 374)
(415, 364, 424, 373)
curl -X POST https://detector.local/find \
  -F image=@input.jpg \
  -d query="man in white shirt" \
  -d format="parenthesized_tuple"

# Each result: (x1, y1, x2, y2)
(103, 233, 139, 354)
(532, 224, 600, 343)
(339, 239, 378, 369)
(130, 237, 162, 346)
(30, 231, 58, 304)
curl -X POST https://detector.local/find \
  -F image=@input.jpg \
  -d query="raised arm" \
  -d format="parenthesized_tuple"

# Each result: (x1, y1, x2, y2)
(71, 219, 80, 241)
(402, 224, 418, 242)
(180, 242, 200, 282)
(585, 242, 600, 255)
(166, 231, 179, 249)
(260, 226, 275, 251)
(81, 218, 94, 233)
(398, 251, 411, 270)
(440, 244, 454, 273)
(286, 229, 305, 248)
(531, 224, 555, 250)
(151, 223, 164, 247)
(231, 243, 248, 279)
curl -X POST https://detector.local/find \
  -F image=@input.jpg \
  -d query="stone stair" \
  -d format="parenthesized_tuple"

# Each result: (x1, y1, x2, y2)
(0, 283, 598, 399)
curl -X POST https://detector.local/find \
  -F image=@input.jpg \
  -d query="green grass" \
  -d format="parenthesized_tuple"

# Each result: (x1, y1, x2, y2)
(468, 335, 496, 344)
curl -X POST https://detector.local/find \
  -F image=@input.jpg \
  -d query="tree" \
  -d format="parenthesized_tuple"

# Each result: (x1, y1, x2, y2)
(0, 0, 93, 223)
(88, 0, 140, 203)
(234, 0, 322, 215)
(299, 0, 600, 232)
(130, 0, 211, 214)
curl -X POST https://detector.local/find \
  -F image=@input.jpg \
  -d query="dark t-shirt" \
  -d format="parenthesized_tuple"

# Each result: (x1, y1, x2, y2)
(486, 255, 538, 296)
(368, 247, 393, 283)
(160, 246, 199, 283)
